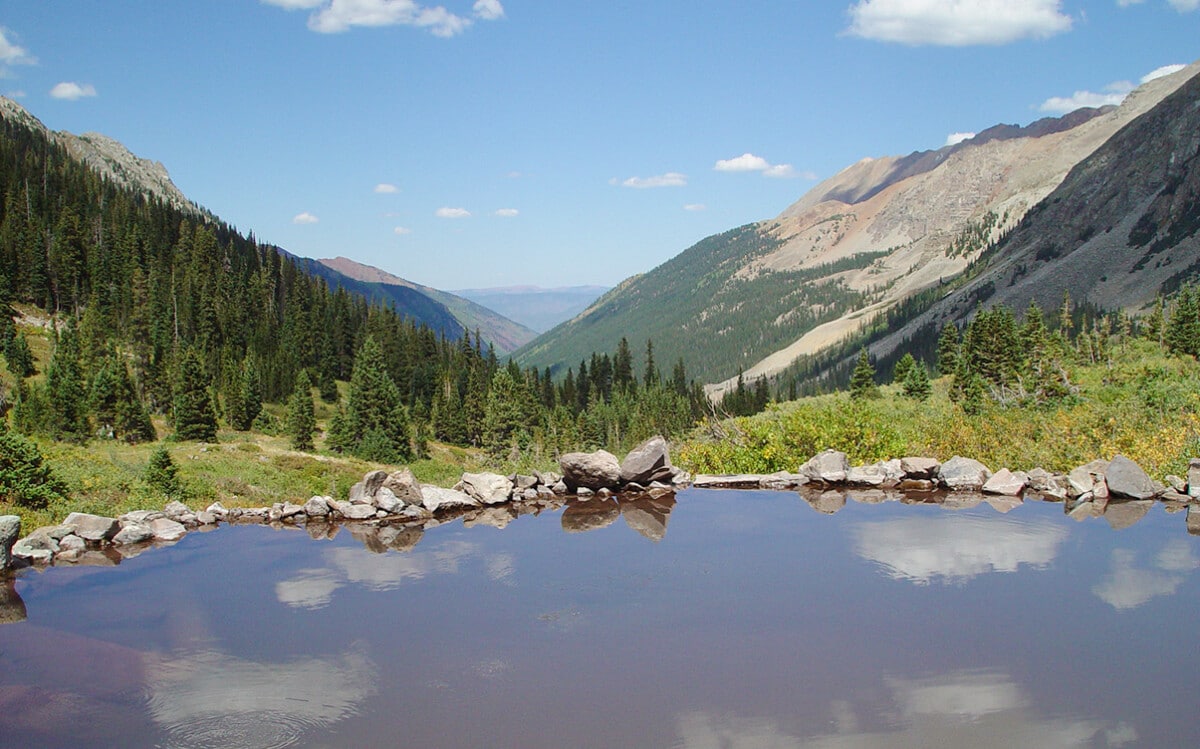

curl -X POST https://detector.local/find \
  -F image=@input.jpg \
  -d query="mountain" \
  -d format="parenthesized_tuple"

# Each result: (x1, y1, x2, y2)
(318, 257, 537, 354)
(864, 60, 1200, 370)
(515, 63, 1199, 389)
(449, 285, 609, 334)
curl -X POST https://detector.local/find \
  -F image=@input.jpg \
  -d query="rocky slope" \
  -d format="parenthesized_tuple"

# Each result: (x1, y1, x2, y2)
(516, 62, 1198, 391)
(318, 256, 537, 354)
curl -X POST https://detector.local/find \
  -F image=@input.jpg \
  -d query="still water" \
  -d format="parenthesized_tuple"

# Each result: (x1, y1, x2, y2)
(1, 489, 1198, 749)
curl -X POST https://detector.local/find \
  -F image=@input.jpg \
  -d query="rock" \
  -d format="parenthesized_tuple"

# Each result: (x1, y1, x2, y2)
(304, 496, 331, 517)
(900, 457, 940, 479)
(982, 468, 1027, 496)
(536, 470, 561, 486)
(279, 503, 306, 522)
(58, 534, 87, 552)
(620, 435, 672, 485)
(551, 480, 568, 494)
(560, 450, 622, 490)
(1189, 458, 1200, 499)
(381, 469, 424, 506)
(1188, 503, 1200, 536)
(1105, 455, 1158, 500)
(0, 515, 19, 570)
(113, 522, 154, 546)
(846, 463, 887, 486)
(937, 456, 992, 491)
(420, 486, 480, 514)
(561, 498, 620, 533)
(513, 474, 539, 491)
(1166, 475, 1187, 493)
(372, 487, 404, 514)
(62, 512, 120, 544)
(800, 449, 849, 484)
(1103, 499, 1154, 531)
(760, 471, 807, 490)
(205, 502, 228, 520)
(806, 490, 846, 515)
(12, 530, 58, 564)
(120, 510, 165, 525)
(332, 501, 378, 521)
(163, 501, 192, 521)
(150, 518, 188, 542)
(670, 468, 692, 486)
(692, 474, 768, 489)
(522, 488, 538, 501)
(459, 472, 515, 505)
(237, 507, 269, 524)
(1067, 459, 1109, 498)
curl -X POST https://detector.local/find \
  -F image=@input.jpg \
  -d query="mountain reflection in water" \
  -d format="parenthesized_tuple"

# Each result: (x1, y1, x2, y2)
(1, 488, 1197, 749)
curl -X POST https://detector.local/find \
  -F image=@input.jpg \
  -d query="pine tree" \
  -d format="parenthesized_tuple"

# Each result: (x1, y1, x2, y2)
(902, 361, 932, 401)
(936, 322, 960, 375)
(892, 352, 916, 385)
(286, 369, 316, 451)
(1166, 285, 1200, 358)
(643, 339, 659, 388)
(237, 356, 263, 430)
(144, 445, 181, 497)
(1144, 296, 1165, 347)
(172, 348, 219, 442)
(482, 367, 533, 459)
(343, 335, 410, 462)
(89, 355, 156, 443)
(849, 349, 878, 400)
(0, 421, 67, 509)
(4, 332, 35, 379)
(45, 325, 89, 442)
(613, 337, 635, 393)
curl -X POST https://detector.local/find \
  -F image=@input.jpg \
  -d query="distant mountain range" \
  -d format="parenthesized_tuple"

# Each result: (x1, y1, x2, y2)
(516, 61, 1200, 392)
(449, 285, 609, 334)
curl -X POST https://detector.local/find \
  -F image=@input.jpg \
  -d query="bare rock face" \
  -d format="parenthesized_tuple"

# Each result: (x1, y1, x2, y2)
(459, 472, 515, 505)
(1105, 455, 1158, 500)
(619, 436, 672, 485)
(800, 449, 849, 484)
(560, 450, 622, 490)
(304, 496, 331, 517)
(0, 515, 19, 571)
(938, 456, 992, 491)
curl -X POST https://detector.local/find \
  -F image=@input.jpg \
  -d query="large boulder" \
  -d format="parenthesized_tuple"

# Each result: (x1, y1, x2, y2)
(982, 468, 1027, 496)
(149, 518, 188, 542)
(421, 486, 481, 514)
(0, 515, 19, 571)
(846, 463, 887, 486)
(1105, 455, 1157, 500)
(459, 472, 515, 505)
(900, 457, 940, 480)
(938, 456, 992, 491)
(560, 450, 622, 490)
(620, 436, 672, 485)
(303, 495, 331, 517)
(800, 449, 849, 484)
(381, 469, 425, 506)
(112, 522, 154, 546)
(1067, 459, 1110, 498)
(62, 513, 120, 544)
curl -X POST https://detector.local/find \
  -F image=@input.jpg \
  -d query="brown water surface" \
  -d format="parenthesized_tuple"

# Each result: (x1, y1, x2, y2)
(1, 489, 1198, 748)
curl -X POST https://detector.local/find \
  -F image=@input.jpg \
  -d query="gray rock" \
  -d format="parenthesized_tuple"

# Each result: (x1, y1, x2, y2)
(560, 450, 622, 490)
(983, 468, 1027, 496)
(900, 457, 940, 480)
(237, 507, 270, 523)
(420, 486, 480, 513)
(12, 529, 57, 564)
(163, 501, 191, 521)
(150, 518, 188, 542)
(938, 456, 992, 490)
(381, 469, 424, 506)
(1105, 455, 1158, 500)
(120, 509, 165, 524)
(1067, 459, 1109, 498)
(279, 502, 306, 520)
(347, 481, 370, 503)
(62, 512, 120, 544)
(692, 474, 769, 489)
(620, 435, 672, 485)
(551, 480, 569, 494)
(304, 496, 331, 517)
(58, 534, 87, 552)
(363, 469, 389, 496)
(514, 474, 539, 491)
(523, 488, 538, 501)
(205, 502, 228, 520)
(1166, 474, 1187, 493)
(846, 463, 887, 486)
(372, 487, 404, 514)
(459, 472, 515, 505)
(113, 522, 155, 546)
(334, 501, 378, 521)
(800, 449, 849, 484)
(0, 515, 19, 571)
(1189, 458, 1200, 499)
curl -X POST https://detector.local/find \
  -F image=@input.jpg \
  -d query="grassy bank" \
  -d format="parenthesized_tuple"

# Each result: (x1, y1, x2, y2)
(676, 340, 1200, 481)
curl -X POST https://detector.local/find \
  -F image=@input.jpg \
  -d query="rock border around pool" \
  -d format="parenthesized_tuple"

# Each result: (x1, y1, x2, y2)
(4, 440, 1200, 572)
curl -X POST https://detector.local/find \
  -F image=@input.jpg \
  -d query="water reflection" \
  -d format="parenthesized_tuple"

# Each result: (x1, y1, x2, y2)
(620, 495, 676, 541)
(676, 670, 1131, 748)
(145, 645, 377, 749)
(0, 579, 25, 625)
(561, 497, 621, 533)
(852, 515, 1068, 585)
(1092, 539, 1200, 609)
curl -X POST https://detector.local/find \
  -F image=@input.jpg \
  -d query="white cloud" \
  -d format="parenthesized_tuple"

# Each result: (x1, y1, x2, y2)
(1141, 63, 1186, 83)
(715, 152, 805, 179)
(292, 211, 320, 224)
(493, 208, 519, 217)
(945, 131, 976, 146)
(683, 203, 707, 212)
(265, 0, 504, 36)
(5, 90, 25, 99)
(473, 0, 505, 20)
(49, 81, 97, 100)
(1092, 548, 1185, 609)
(1169, 0, 1199, 10)
(619, 172, 687, 189)
(0, 27, 36, 68)
(374, 182, 399, 193)
(845, 0, 1073, 46)
(436, 206, 471, 218)
(393, 226, 412, 235)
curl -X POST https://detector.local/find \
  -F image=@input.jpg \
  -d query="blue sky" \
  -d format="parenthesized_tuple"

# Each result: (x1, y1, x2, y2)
(1, 1, 1197, 290)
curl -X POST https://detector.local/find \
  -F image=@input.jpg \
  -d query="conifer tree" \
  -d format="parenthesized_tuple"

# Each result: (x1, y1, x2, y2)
(144, 445, 181, 497)
(613, 337, 635, 393)
(236, 355, 263, 430)
(643, 339, 660, 388)
(936, 322, 960, 375)
(1166, 285, 1200, 358)
(45, 325, 89, 442)
(849, 349, 878, 400)
(0, 420, 67, 509)
(172, 348, 219, 442)
(482, 367, 533, 458)
(4, 332, 34, 379)
(89, 355, 155, 443)
(892, 352, 916, 385)
(286, 369, 316, 451)
(1144, 296, 1165, 347)
(342, 335, 410, 462)
(902, 361, 932, 401)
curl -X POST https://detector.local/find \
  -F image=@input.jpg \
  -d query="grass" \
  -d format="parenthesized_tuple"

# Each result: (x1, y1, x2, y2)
(677, 339, 1200, 482)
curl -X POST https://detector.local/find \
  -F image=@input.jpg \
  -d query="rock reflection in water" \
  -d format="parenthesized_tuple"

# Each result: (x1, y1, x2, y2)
(561, 497, 620, 533)
(1103, 499, 1154, 531)
(618, 494, 676, 541)
(0, 579, 25, 625)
